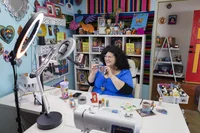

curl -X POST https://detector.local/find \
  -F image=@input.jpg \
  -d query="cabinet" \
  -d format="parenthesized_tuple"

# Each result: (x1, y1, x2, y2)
(153, 37, 184, 82)
(73, 35, 146, 94)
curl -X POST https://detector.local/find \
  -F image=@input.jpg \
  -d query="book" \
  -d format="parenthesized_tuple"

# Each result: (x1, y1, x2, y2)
(82, 42, 89, 52)
(126, 43, 135, 55)
(57, 32, 65, 43)
(131, 13, 149, 30)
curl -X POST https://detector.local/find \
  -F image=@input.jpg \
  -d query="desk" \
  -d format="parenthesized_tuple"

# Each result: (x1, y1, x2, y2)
(0, 86, 190, 133)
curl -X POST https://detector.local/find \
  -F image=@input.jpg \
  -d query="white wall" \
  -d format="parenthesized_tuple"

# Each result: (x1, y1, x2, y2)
(157, 0, 200, 76)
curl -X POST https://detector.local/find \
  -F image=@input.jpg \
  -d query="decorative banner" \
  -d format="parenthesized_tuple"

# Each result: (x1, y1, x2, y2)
(0, 42, 4, 55)
(0, 25, 15, 44)
(86, 0, 152, 14)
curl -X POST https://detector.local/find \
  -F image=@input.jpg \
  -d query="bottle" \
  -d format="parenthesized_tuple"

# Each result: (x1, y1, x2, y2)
(158, 97, 163, 106)
(60, 81, 69, 99)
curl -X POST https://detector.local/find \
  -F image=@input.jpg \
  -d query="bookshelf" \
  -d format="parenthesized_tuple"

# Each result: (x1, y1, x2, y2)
(153, 37, 184, 82)
(73, 35, 146, 95)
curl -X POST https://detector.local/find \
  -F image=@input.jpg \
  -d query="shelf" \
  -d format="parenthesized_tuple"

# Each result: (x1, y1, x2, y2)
(156, 47, 180, 51)
(76, 67, 90, 70)
(156, 61, 183, 65)
(76, 52, 89, 54)
(32, 12, 66, 26)
(126, 54, 141, 57)
(43, 16, 66, 26)
(73, 35, 146, 92)
(153, 73, 183, 78)
(91, 52, 101, 55)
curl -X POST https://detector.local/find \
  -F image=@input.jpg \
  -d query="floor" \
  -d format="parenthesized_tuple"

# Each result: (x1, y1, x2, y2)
(185, 110, 200, 133)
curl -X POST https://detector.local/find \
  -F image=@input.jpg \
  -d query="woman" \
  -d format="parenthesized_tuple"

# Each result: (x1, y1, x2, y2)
(88, 45, 134, 97)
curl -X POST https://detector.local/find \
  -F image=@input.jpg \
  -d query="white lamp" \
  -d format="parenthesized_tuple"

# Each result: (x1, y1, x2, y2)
(8, 12, 44, 133)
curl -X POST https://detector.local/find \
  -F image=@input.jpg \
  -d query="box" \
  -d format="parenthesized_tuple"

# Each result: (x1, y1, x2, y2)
(157, 84, 189, 104)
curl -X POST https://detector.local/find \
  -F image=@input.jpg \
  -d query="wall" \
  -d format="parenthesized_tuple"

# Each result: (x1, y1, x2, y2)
(0, 0, 75, 98)
(157, 0, 200, 76)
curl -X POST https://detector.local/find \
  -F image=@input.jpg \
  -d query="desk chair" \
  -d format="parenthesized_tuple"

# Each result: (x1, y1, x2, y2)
(128, 59, 140, 98)
(88, 59, 140, 98)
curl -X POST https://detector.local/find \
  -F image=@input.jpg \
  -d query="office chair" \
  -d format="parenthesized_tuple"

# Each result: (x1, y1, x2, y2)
(127, 59, 140, 98)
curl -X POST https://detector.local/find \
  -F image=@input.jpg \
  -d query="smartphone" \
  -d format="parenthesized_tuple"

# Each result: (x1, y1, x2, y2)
(73, 92, 82, 98)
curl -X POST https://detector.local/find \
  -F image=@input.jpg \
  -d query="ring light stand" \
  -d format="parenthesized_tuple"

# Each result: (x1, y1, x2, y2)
(8, 13, 44, 133)
(32, 38, 75, 130)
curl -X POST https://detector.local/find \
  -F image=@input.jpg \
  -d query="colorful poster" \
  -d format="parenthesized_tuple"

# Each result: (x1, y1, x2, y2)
(131, 13, 149, 30)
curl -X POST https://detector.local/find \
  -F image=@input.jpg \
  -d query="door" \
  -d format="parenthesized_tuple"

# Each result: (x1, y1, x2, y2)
(186, 10, 200, 83)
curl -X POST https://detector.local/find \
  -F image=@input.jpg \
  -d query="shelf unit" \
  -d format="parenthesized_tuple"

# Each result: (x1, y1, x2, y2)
(154, 37, 184, 82)
(32, 12, 66, 26)
(73, 35, 146, 95)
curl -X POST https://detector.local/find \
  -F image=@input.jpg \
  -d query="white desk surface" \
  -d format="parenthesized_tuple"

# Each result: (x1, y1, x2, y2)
(0, 86, 190, 133)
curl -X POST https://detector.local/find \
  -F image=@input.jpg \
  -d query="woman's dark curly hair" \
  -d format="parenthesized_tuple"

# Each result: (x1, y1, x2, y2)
(100, 45, 130, 70)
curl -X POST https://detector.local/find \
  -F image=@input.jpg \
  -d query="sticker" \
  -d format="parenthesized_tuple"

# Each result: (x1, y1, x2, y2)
(53, 25, 60, 36)
(48, 25, 53, 36)
(18, 26, 23, 35)
(0, 42, 4, 55)
(0, 25, 15, 44)
(3, 50, 10, 62)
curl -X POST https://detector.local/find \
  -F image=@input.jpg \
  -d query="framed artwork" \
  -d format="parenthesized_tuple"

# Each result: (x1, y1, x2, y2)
(55, 6, 62, 18)
(46, 1, 56, 17)
(168, 15, 177, 25)
(36, 6, 49, 16)
(98, 17, 106, 27)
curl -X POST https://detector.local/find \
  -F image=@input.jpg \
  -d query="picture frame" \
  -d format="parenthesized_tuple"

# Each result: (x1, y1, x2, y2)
(46, 1, 56, 17)
(36, 6, 49, 16)
(55, 6, 62, 18)
(98, 17, 106, 27)
(168, 15, 177, 25)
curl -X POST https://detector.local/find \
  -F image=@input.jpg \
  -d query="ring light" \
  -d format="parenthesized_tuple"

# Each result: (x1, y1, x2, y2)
(7, 12, 44, 133)
(13, 13, 44, 59)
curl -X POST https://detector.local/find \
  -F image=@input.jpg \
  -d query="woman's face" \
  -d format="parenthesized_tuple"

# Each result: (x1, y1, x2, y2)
(104, 52, 116, 67)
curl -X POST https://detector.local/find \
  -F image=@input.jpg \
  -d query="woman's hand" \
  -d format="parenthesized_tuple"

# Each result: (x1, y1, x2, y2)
(105, 66, 114, 78)
(90, 64, 99, 75)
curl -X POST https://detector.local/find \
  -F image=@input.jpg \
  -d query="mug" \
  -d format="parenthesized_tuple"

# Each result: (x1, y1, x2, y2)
(142, 101, 154, 114)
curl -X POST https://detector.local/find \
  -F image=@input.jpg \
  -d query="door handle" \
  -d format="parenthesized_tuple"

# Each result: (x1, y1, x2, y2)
(189, 46, 194, 48)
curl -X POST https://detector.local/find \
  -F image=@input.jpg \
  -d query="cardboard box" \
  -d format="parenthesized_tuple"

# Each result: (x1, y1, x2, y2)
(157, 84, 189, 104)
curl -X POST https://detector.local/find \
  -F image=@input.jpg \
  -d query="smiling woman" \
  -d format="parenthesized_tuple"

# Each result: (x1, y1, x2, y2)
(88, 45, 134, 97)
